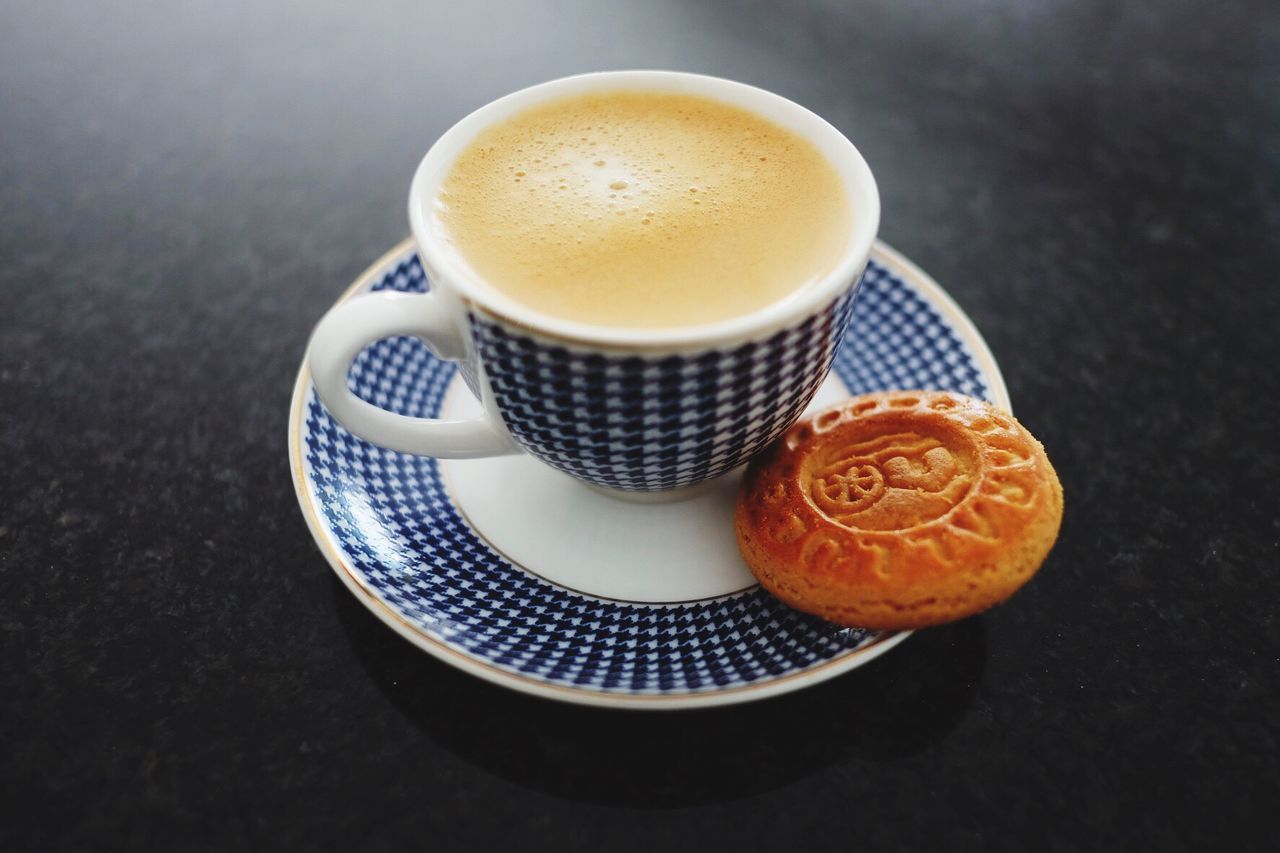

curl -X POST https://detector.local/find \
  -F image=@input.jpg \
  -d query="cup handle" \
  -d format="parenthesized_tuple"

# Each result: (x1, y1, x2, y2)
(307, 290, 517, 458)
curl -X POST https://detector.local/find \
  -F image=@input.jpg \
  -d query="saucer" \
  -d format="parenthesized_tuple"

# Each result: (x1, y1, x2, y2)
(289, 239, 1009, 709)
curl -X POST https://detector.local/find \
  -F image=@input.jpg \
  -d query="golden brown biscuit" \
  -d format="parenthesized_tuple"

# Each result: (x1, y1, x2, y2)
(735, 391, 1063, 629)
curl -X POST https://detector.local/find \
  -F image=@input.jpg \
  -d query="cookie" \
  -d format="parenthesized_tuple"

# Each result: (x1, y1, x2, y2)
(735, 391, 1063, 629)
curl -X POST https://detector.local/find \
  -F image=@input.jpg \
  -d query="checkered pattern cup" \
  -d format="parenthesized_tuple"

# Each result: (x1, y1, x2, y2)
(309, 71, 880, 499)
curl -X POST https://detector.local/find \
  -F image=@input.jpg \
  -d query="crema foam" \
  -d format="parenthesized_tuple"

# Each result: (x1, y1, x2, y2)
(434, 91, 852, 329)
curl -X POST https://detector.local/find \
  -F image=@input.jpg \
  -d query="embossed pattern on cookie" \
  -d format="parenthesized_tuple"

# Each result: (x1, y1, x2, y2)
(735, 391, 1063, 629)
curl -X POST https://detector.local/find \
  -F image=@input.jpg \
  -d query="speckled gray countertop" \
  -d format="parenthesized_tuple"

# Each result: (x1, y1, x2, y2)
(2, 1, 1277, 849)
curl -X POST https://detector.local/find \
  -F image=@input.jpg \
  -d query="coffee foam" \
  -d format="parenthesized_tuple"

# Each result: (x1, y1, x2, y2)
(434, 91, 852, 328)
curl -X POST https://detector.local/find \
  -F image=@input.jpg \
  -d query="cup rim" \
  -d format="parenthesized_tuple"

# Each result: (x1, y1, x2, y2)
(408, 70, 880, 349)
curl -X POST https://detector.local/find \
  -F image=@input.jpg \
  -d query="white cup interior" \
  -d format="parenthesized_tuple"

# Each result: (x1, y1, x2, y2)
(408, 70, 880, 349)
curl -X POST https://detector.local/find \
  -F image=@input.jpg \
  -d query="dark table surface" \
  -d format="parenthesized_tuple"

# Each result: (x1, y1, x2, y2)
(3, 0, 1278, 849)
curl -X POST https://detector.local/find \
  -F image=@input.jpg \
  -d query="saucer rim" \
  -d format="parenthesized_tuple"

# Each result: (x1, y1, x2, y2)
(288, 238, 1007, 709)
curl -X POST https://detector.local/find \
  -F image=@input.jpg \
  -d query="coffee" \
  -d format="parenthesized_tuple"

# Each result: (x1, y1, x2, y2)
(433, 91, 852, 329)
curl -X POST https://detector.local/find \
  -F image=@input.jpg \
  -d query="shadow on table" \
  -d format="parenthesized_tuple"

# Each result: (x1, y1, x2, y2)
(332, 577, 986, 807)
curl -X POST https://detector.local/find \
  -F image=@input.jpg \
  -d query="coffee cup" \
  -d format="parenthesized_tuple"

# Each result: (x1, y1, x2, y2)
(308, 70, 879, 499)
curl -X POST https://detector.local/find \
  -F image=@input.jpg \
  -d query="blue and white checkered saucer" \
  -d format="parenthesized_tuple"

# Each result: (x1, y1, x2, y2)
(290, 239, 1009, 709)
